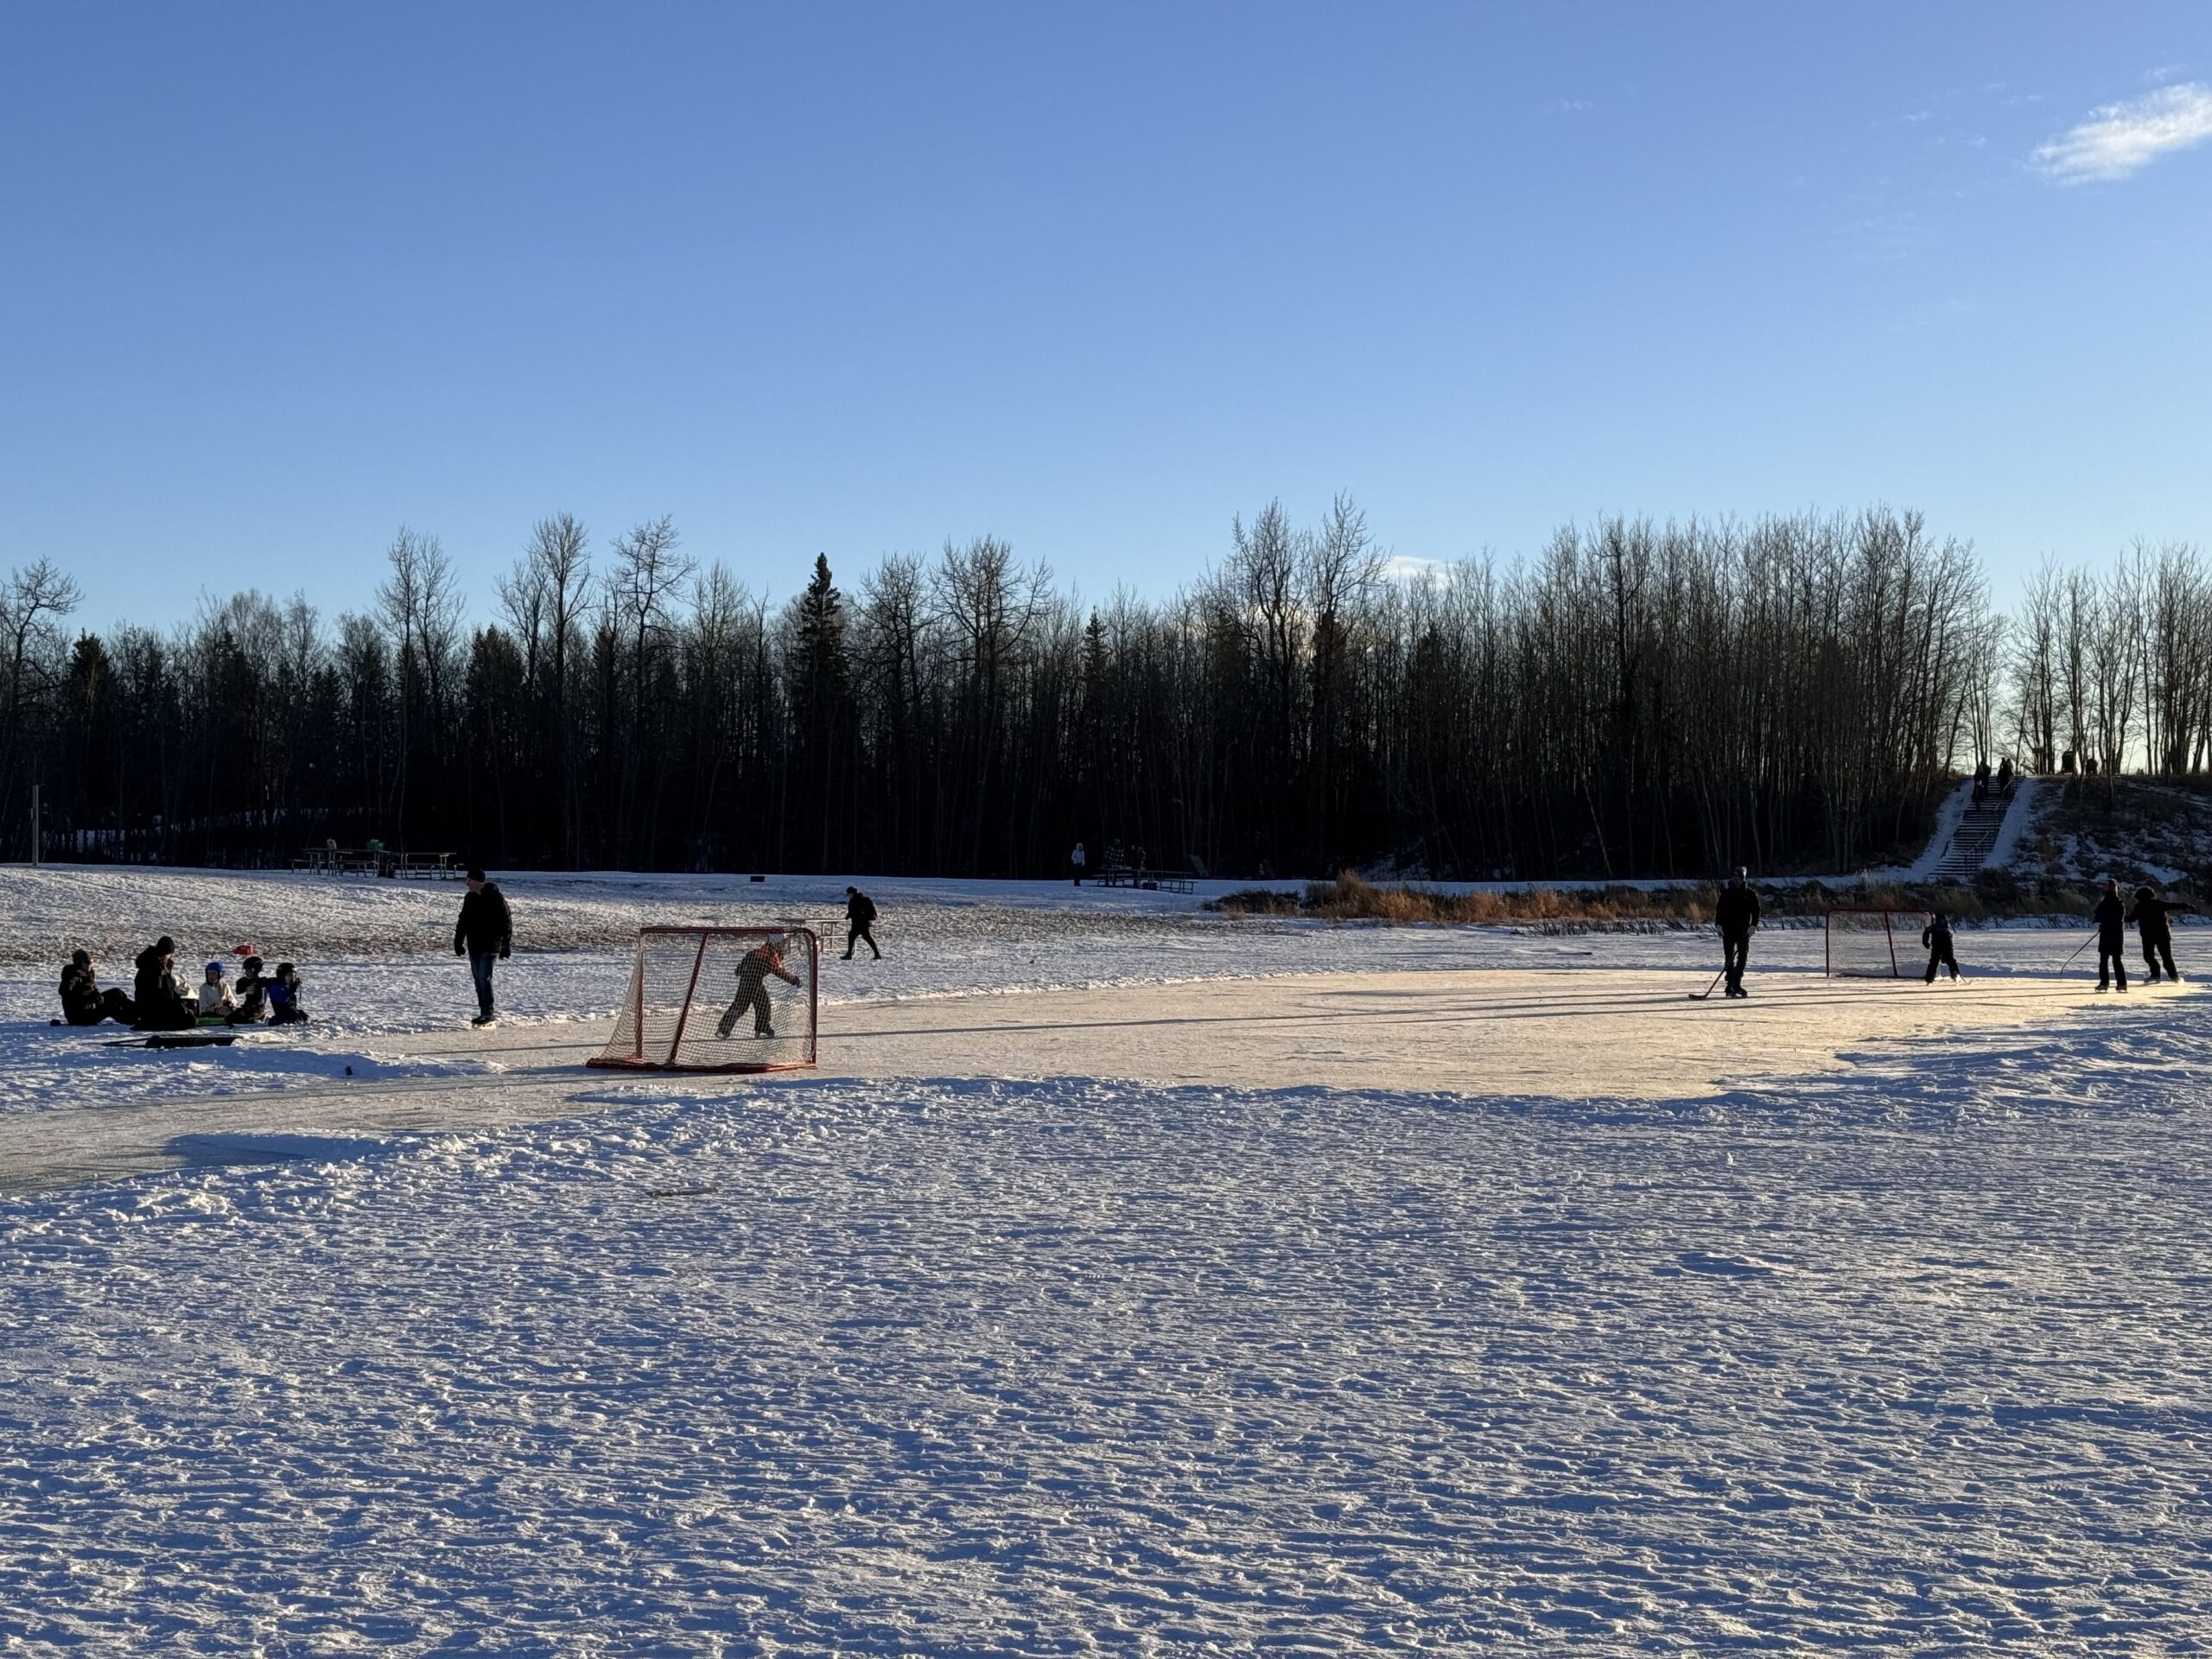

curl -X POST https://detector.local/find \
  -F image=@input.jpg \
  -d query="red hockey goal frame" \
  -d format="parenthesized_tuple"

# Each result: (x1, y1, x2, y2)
(588, 924, 820, 1073)
(1822, 906, 1932, 979)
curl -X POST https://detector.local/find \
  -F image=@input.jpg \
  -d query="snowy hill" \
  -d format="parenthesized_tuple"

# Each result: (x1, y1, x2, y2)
(1993, 777, 2212, 890)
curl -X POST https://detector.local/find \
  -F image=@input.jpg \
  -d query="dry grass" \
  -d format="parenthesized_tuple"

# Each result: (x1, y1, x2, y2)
(1213, 872, 1711, 927)
(1208, 870, 2111, 927)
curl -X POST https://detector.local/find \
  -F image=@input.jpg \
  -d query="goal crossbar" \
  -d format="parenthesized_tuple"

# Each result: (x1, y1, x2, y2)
(588, 925, 820, 1073)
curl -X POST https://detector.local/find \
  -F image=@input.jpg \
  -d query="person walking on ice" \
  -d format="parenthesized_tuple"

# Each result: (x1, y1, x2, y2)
(1716, 867, 1761, 998)
(1070, 841, 1086, 887)
(843, 887, 881, 960)
(1923, 910, 1961, 982)
(454, 868, 513, 1027)
(2094, 877, 2130, 993)
(717, 932, 802, 1039)
(2130, 884, 2193, 983)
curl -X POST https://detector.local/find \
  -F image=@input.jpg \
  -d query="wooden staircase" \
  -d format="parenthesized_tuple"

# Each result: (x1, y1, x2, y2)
(1934, 791, 2015, 880)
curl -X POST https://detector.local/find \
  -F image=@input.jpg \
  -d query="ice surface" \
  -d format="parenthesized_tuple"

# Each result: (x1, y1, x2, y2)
(3, 1004, 2210, 1649)
(2, 871, 2208, 1649)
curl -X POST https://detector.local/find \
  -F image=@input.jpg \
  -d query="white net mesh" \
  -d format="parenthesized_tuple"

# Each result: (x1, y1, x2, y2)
(591, 927, 819, 1071)
(1824, 908, 1935, 978)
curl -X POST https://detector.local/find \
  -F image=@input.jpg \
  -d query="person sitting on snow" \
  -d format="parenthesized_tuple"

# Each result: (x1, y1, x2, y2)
(228, 956, 272, 1024)
(196, 962, 237, 1022)
(715, 932, 801, 1039)
(58, 950, 136, 1027)
(132, 937, 198, 1031)
(268, 963, 308, 1025)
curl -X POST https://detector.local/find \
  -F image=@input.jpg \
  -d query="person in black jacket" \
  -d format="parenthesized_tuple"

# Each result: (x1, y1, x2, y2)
(843, 887, 881, 960)
(1716, 867, 1761, 998)
(227, 955, 272, 1025)
(453, 869, 513, 1026)
(1922, 911, 1960, 983)
(2130, 885, 2193, 984)
(715, 933, 802, 1039)
(130, 937, 197, 1030)
(58, 950, 136, 1027)
(2094, 877, 2129, 993)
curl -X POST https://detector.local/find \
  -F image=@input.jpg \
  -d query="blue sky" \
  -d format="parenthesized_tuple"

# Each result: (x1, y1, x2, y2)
(3, 3, 2209, 629)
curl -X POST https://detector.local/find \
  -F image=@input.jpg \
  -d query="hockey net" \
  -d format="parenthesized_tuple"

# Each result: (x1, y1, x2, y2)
(589, 925, 819, 1072)
(1824, 907, 1935, 978)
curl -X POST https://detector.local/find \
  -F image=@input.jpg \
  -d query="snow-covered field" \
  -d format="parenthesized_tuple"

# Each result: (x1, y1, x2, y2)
(3, 869, 2209, 1651)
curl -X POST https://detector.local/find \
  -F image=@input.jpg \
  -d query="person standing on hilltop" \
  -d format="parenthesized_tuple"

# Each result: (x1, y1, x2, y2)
(454, 868, 513, 1027)
(1716, 868, 1762, 999)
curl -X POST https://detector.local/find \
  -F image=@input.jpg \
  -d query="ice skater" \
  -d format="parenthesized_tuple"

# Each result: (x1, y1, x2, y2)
(1922, 911, 1961, 982)
(717, 932, 801, 1039)
(843, 887, 881, 960)
(453, 868, 513, 1027)
(2094, 877, 2130, 993)
(2130, 885, 2193, 983)
(1717, 867, 1761, 998)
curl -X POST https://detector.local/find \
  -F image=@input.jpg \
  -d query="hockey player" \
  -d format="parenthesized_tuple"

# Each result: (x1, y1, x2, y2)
(843, 887, 881, 960)
(1715, 868, 1761, 998)
(717, 932, 802, 1039)
(1922, 910, 1961, 982)
(2094, 877, 2130, 993)
(2130, 885, 2194, 984)
(453, 869, 513, 1027)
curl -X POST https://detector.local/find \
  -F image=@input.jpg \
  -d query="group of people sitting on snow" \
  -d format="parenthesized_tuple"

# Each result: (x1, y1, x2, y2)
(57, 937, 306, 1031)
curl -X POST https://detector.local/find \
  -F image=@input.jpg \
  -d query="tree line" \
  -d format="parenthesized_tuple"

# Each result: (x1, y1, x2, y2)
(0, 501, 2194, 880)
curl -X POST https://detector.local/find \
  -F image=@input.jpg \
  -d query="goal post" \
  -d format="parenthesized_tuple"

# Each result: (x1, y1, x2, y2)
(589, 925, 820, 1073)
(1824, 907, 1935, 978)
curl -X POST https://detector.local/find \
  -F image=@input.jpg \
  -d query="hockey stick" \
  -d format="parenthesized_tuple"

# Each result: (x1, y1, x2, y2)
(2057, 930, 2098, 973)
(1688, 969, 1726, 1001)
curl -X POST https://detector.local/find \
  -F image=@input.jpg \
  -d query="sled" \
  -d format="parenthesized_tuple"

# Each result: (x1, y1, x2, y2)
(103, 1030, 247, 1050)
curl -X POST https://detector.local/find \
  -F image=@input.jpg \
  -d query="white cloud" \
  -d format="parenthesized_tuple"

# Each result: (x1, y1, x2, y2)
(1381, 556, 1446, 583)
(1552, 98, 1592, 115)
(2033, 81, 2212, 182)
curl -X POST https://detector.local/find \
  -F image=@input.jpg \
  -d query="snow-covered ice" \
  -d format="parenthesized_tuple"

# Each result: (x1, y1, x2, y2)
(2, 869, 2208, 1650)
(6, 1013, 2212, 1650)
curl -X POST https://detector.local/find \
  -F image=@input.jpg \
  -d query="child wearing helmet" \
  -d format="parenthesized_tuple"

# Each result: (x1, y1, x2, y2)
(195, 961, 237, 1022)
